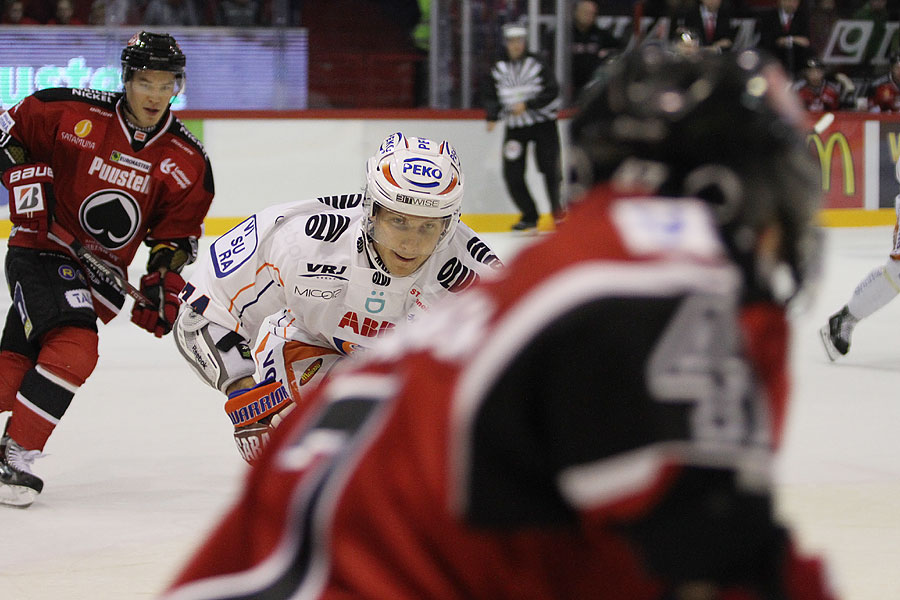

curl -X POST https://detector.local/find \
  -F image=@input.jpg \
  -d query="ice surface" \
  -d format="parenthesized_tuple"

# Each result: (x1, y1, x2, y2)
(0, 228, 897, 599)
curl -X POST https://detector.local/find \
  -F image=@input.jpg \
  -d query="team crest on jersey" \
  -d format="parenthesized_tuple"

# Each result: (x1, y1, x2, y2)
(79, 189, 141, 249)
(212, 216, 258, 277)
(58, 265, 77, 281)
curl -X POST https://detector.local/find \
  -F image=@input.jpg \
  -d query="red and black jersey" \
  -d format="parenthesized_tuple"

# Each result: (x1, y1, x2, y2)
(0, 88, 214, 320)
(795, 80, 841, 111)
(868, 75, 900, 113)
(164, 189, 835, 600)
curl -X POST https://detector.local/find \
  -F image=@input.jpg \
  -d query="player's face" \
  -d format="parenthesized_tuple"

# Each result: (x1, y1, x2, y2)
(371, 207, 446, 277)
(125, 70, 177, 128)
(505, 37, 527, 60)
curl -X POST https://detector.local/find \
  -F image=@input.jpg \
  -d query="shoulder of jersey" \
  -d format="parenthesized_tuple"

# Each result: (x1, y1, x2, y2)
(33, 87, 120, 110)
(168, 116, 209, 158)
(256, 195, 364, 234)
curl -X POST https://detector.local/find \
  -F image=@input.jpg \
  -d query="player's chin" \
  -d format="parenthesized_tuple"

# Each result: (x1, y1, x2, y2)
(388, 252, 424, 276)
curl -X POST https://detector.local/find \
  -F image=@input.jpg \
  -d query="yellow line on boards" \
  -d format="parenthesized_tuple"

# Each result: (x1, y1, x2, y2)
(0, 209, 894, 240)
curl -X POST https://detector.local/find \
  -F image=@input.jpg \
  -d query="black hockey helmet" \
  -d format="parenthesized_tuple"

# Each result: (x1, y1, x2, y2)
(121, 31, 185, 92)
(569, 46, 822, 304)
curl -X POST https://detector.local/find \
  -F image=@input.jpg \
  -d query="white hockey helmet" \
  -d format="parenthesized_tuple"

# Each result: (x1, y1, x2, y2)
(364, 132, 464, 252)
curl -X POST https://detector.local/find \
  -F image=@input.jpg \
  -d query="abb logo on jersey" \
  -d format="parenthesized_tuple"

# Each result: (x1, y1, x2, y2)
(7, 164, 53, 183)
(338, 311, 395, 337)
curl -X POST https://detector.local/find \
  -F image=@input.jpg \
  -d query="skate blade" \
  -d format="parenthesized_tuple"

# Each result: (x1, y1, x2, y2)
(818, 325, 842, 362)
(0, 483, 39, 508)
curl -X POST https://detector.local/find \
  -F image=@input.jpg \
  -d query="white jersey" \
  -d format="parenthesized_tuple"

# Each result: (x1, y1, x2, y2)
(180, 194, 503, 356)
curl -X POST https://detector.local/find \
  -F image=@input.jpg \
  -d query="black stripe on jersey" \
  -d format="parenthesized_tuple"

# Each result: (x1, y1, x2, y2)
(437, 257, 480, 293)
(304, 213, 351, 243)
(169, 120, 215, 194)
(215, 397, 384, 600)
(466, 236, 502, 268)
(317, 194, 364, 210)
(33, 87, 120, 111)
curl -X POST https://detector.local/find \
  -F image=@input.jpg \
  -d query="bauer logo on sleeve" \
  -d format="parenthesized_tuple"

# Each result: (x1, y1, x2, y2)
(212, 216, 258, 277)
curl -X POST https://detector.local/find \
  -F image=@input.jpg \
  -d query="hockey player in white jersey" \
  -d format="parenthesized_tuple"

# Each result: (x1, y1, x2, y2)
(173, 133, 502, 462)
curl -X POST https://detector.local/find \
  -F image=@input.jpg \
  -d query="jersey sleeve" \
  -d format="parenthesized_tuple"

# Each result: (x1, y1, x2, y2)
(0, 91, 66, 170)
(180, 205, 298, 342)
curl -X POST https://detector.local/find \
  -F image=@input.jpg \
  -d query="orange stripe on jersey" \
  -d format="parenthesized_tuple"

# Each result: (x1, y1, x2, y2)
(226, 263, 285, 313)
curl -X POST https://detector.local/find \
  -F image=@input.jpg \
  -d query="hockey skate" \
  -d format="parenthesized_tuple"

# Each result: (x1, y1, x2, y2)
(0, 430, 44, 508)
(819, 305, 857, 362)
(511, 219, 538, 234)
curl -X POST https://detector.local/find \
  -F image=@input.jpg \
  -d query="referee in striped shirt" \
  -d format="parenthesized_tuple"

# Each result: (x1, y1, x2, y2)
(484, 23, 564, 232)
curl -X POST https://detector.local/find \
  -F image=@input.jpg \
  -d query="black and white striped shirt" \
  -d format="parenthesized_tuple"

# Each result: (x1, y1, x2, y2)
(484, 53, 561, 129)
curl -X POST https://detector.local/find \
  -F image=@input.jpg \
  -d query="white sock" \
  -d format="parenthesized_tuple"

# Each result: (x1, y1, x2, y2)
(847, 259, 900, 320)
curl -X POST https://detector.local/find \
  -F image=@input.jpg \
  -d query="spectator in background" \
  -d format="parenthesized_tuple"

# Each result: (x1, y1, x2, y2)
(484, 23, 564, 231)
(867, 53, 900, 112)
(758, 0, 811, 78)
(142, 0, 201, 25)
(1, 0, 40, 23)
(809, 0, 840, 60)
(793, 57, 842, 110)
(88, 0, 139, 25)
(46, 0, 85, 23)
(215, 0, 260, 25)
(570, 0, 621, 99)
(672, 0, 734, 53)
(853, 0, 891, 78)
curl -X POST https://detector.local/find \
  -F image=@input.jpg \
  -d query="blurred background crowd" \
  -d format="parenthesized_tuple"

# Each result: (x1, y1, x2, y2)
(0, 0, 897, 111)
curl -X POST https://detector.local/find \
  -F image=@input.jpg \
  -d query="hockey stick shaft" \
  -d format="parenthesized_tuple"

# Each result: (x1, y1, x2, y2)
(47, 222, 157, 309)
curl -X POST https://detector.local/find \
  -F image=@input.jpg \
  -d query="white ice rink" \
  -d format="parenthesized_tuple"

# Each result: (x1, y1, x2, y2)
(1, 227, 899, 599)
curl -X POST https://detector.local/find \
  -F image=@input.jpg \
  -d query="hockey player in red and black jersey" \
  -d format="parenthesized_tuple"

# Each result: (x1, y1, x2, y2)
(793, 58, 844, 112)
(866, 53, 900, 113)
(162, 48, 837, 600)
(0, 31, 214, 507)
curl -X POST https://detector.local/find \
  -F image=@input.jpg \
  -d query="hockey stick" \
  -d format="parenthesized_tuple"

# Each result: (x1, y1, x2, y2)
(812, 112, 835, 135)
(46, 221, 157, 310)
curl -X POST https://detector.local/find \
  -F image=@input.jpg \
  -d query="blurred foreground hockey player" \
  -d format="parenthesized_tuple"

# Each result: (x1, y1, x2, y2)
(0, 31, 213, 508)
(162, 48, 837, 599)
(173, 132, 501, 463)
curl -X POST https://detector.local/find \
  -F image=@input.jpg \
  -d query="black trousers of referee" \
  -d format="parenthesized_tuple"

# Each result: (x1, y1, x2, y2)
(501, 120, 562, 223)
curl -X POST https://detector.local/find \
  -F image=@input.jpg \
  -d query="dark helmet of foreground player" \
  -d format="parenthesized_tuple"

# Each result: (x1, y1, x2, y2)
(569, 46, 821, 304)
(121, 31, 186, 95)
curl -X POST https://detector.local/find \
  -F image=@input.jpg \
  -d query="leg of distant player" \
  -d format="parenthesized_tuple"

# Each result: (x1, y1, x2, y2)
(532, 120, 564, 222)
(502, 129, 539, 231)
(821, 205, 900, 360)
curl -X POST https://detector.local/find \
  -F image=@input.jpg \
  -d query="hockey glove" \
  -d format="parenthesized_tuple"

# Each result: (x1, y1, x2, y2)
(130, 270, 185, 337)
(225, 378, 294, 464)
(3, 163, 55, 240)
